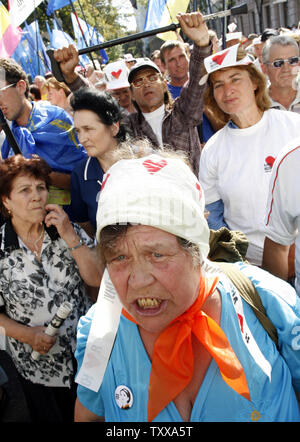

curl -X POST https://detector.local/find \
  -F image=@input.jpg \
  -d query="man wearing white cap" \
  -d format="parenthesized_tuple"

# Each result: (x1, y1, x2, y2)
(123, 53, 136, 70)
(54, 11, 212, 177)
(123, 11, 212, 176)
(104, 60, 135, 115)
(73, 146, 300, 422)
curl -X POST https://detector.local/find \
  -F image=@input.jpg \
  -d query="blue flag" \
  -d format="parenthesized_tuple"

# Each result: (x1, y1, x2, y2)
(71, 13, 108, 64)
(12, 21, 51, 77)
(1, 101, 87, 173)
(47, 0, 77, 16)
(51, 28, 75, 49)
(46, 20, 52, 41)
(25, 21, 51, 72)
(11, 34, 37, 78)
(144, 0, 168, 30)
(46, 17, 90, 66)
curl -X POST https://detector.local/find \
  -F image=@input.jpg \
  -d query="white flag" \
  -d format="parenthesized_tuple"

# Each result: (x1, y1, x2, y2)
(8, 0, 44, 28)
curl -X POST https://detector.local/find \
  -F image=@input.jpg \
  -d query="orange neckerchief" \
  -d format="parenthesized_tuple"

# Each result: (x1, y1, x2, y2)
(122, 276, 250, 421)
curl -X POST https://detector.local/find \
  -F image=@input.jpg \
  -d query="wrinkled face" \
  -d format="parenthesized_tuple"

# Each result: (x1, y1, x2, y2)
(105, 225, 201, 335)
(110, 87, 132, 109)
(73, 109, 118, 159)
(163, 46, 189, 83)
(130, 68, 167, 113)
(2, 174, 48, 225)
(263, 44, 300, 90)
(211, 67, 258, 116)
(0, 80, 25, 122)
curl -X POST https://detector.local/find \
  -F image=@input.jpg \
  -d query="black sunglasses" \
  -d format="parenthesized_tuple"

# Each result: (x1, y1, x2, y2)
(267, 56, 300, 68)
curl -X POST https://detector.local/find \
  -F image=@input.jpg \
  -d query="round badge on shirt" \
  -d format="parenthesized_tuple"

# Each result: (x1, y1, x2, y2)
(115, 385, 133, 409)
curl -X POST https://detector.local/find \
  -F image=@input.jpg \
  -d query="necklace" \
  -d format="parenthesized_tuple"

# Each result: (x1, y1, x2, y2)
(32, 226, 44, 258)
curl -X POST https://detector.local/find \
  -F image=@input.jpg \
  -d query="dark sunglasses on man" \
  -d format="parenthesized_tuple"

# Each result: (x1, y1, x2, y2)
(267, 56, 300, 68)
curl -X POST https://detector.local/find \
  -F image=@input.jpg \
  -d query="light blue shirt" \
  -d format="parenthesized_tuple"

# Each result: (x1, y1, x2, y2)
(75, 263, 300, 422)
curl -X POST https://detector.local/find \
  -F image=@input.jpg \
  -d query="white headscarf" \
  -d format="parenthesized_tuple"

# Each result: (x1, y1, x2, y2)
(96, 153, 210, 258)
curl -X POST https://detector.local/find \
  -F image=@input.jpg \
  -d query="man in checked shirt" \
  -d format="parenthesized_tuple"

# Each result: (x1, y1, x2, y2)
(54, 11, 212, 177)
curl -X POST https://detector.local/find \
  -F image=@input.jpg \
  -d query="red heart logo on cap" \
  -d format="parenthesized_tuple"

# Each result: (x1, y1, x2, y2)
(111, 69, 122, 79)
(143, 159, 167, 174)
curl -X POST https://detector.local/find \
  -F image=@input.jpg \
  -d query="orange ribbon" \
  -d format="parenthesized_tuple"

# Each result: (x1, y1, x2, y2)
(123, 276, 250, 421)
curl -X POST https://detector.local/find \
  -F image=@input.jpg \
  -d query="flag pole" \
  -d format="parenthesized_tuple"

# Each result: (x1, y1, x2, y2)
(51, 11, 85, 69)
(47, 3, 248, 81)
(33, 5, 41, 75)
(77, 0, 93, 46)
(0, 110, 21, 155)
(68, 0, 97, 69)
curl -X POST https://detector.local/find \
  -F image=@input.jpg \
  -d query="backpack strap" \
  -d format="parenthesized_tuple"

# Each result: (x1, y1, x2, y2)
(217, 262, 279, 349)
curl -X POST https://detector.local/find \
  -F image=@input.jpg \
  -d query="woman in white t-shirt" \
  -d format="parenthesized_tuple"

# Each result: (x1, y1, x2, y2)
(199, 44, 300, 266)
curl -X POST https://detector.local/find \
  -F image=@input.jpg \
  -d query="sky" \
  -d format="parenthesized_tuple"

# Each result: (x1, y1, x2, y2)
(111, 0, 137, 32)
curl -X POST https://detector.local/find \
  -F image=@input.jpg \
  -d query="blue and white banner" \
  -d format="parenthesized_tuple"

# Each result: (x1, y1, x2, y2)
(144, 0, 190, 41)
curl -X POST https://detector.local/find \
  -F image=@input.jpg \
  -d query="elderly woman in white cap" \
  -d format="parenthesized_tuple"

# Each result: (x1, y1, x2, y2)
(73, 147, 300, 422)
(199, 44, 300, 266)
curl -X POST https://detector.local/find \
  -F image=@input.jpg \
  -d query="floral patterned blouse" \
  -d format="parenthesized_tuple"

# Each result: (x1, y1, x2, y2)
(0, 220, 93, 387)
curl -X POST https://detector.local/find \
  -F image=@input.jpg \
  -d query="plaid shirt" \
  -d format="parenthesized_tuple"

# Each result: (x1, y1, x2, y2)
(68, 44, 212, 176)
(124, 44, 212, 176)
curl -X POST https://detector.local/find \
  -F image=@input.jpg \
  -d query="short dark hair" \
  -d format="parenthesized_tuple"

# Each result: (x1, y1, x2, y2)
(29, 85, 41, 100)
(159, 40, 188, 64)
(0, 58, 29, 98)
(0, 155, 51, 218)
(70, 87, 127, 142)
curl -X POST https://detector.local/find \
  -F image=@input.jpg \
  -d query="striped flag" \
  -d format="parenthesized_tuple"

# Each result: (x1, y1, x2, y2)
(144, 0, 190, 41)
(0, 1, 21, 58)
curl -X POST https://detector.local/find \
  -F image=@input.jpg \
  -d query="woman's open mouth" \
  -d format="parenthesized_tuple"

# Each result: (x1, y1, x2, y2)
(134, 298, 166, 316)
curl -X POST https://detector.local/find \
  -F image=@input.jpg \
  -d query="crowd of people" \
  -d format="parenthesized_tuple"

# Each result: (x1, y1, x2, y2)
(0, 10, 299, 423)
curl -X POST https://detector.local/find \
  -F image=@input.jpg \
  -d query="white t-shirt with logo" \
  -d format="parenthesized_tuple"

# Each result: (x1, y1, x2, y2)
(199, 108, 300, 266)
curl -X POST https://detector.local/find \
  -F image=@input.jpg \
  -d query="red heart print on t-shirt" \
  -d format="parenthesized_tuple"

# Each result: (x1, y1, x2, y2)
(142, 159, 167, 174)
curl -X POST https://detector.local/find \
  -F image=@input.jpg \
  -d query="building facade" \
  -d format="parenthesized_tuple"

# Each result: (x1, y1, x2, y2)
(228, 0, 300, 37)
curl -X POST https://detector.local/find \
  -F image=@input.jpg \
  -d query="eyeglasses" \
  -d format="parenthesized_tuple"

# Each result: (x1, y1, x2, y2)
(131, 73, 160, 88)
(0, 83, 17, 96)
(267, 57, 300, 68)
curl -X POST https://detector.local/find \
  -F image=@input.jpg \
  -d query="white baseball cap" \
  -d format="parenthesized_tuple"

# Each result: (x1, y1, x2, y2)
(104, 60, 130, 90)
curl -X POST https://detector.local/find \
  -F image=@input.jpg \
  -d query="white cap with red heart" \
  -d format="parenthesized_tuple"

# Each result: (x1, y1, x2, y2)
(104, 60, 130, 90)
(199, 43, 257, 85)
(96, 154, 210, 258)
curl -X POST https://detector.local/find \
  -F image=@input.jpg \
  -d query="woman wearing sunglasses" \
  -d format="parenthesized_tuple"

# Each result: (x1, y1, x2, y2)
(262, 35, 300, 112)
(199, 43, 300, 267)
